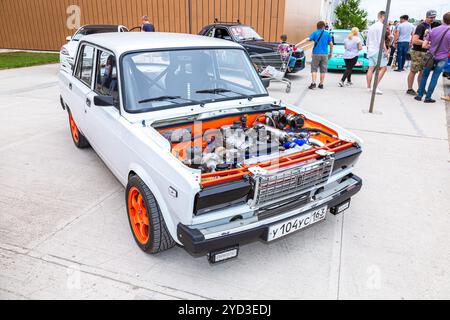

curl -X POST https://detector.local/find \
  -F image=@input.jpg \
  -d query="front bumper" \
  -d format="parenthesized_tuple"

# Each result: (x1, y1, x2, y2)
(178, 174, 362, 256)
(289, 56, 306, 73)
(328, 58, 369, 72)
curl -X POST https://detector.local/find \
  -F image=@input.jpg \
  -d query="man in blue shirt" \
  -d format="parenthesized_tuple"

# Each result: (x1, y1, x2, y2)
(296, 21, 334, 89)
(141, 16, 155, 32)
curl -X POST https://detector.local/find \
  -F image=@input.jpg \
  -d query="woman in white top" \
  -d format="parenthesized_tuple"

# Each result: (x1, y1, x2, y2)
(339, 27, 363, 87)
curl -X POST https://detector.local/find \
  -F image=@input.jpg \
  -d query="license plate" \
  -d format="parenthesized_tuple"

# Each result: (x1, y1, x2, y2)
(267, 206, 328, 242)
(356, 62, 363, 67)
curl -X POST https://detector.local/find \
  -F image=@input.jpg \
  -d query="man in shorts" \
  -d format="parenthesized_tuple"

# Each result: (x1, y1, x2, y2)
(366, 11, 389, 95)
(296, 21, 333, 90)
(407, 10, 440, 95)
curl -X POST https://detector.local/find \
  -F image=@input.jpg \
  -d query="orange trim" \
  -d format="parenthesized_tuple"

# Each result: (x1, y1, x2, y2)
(127, 187, 150, 245)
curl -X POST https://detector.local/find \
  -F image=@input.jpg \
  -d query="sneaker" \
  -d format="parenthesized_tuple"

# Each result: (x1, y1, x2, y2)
(406, 89, 417, 96)
(339, 81, 345, 87)
(441, 95, 450, 102)
(394, 69, 403, 72)
(424, 98, 436, 103)
(414, 96, 423, 101)
(367, 88, 372, 92)
(346, 82, 354, 87)
(375, 88, 383, 95)
(318, 84, 324, 89)
(309, 83, 317, 90)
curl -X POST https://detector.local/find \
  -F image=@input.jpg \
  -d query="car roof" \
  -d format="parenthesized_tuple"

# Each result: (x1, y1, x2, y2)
(81, 32, 243, 55)
(331, 29, 351, 33)
(81, 24, 123, 30)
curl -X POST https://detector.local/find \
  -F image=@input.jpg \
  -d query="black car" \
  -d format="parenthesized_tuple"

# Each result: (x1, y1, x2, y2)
(199, 21, 306, 73)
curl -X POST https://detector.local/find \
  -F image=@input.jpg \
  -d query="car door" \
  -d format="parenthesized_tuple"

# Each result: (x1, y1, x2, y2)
(69, 43, 96, 135)
(83, 49, 127, 181)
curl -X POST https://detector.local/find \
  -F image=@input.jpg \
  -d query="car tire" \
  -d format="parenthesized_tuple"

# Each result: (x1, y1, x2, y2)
(68, 111, 90, 149)
(126, 175, 176, 254)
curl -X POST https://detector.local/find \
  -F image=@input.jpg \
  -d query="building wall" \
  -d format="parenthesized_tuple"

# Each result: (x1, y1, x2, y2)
(0, 0, 287, 51)
(283, 0, 322, 45)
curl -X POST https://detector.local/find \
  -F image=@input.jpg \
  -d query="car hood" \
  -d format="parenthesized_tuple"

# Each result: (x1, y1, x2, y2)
(331, 44, 367, 55)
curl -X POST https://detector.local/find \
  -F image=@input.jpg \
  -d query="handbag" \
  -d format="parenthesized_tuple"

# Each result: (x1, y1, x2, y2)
(422, 28, 449, 69)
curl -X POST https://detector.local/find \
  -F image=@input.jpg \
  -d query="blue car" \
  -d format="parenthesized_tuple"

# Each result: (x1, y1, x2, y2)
(328, 29, 369, 72)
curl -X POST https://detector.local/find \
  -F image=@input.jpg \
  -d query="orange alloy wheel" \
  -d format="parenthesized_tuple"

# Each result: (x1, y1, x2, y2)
(69, 112, 79, 143)
(127, 187, 150, 244)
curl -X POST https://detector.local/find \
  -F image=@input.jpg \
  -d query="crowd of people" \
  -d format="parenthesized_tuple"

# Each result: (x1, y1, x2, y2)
(293, 10, 450, 103)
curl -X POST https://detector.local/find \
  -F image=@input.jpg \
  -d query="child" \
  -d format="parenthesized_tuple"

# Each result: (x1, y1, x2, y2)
(278, 34, 297, 71)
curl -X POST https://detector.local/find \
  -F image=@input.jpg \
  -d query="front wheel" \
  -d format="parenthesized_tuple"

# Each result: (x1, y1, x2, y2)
(126, 175, 176, 254)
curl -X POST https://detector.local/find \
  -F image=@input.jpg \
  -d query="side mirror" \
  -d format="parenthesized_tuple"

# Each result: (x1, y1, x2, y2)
(94, 95, 114, 107)
(261, 77, 271, 89)
(66, 36, 72, 42)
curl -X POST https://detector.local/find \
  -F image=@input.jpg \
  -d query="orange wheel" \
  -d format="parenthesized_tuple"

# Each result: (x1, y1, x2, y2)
(67, 110, 90, 149)
(126, 175, 176, 254)
(127, 187, 150, 245)
(69, 112, 79, 143)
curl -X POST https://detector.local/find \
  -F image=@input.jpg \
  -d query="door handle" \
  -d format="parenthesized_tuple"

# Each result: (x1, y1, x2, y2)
(86, 98, 91, 107)
(69, 83, 72, 90)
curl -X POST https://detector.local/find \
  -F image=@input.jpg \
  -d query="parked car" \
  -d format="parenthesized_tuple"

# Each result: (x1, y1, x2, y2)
(59, 32, 363, 263)
(60, 24, 131, 73)
(199, 21, 306, 73)
(328, 29, 369, 72)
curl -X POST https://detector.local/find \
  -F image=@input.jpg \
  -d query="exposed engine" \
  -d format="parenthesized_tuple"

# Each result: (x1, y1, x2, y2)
(159, 110, 338, 174)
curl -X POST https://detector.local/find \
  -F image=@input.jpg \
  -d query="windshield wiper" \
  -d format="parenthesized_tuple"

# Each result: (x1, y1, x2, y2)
(196, 88, 253, 101)
(139, 96, 205, 107)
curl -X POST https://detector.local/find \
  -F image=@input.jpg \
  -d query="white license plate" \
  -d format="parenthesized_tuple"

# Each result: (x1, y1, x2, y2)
(267, 206, 328, 242)
(356, 62, 363, 67)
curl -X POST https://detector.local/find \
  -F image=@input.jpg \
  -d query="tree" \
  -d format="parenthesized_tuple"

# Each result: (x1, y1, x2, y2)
(334, 0, 368, 31)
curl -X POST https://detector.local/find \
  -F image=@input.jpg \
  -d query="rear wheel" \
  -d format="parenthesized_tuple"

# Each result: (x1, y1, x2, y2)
(126, 175, 176, 254)
(68, 111, 90, 149)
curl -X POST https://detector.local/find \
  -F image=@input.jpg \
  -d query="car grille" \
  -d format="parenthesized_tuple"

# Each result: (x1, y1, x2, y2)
(249, 158, 334, 208)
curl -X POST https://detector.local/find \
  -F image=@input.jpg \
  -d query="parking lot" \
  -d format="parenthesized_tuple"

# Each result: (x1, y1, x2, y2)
(0, 62, 449, 300)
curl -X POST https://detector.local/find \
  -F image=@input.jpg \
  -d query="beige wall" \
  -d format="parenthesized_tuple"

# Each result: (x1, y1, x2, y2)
(0, 0, 287, 51)
(283, 0, 322, 44)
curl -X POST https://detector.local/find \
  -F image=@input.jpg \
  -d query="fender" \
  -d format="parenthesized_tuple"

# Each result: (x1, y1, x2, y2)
(127, 162, 181, 245)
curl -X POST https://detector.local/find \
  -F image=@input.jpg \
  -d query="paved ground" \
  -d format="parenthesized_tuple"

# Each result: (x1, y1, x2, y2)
(0, 62, 449, 300)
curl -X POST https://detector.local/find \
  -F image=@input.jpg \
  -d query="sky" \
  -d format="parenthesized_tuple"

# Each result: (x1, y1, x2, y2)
(360, 0, 450, 21)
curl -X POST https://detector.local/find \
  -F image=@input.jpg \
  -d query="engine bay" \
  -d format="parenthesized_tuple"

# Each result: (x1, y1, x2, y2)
(156, 107, 355, 187)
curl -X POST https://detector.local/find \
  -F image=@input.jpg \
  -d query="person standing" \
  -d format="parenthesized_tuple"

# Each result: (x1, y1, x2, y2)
(394, 15, 414, 72)
(388, 21, 399, 66)
(366, 11, 389, 95)
(141, 15, 155, 32)
(415, 12, 450, 103)
(296, 21, 333, 90)
(407, 10, 440, 95)
(339, 27, 363, 87)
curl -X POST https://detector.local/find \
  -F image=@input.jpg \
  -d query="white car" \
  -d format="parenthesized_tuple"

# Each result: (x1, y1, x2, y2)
(59, 33, 363, 263)
(60, 24, 129, 73)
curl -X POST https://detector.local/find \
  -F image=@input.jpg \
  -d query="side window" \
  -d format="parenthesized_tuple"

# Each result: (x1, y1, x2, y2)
(206, 28, 215, 37)
(215, 28, 232, 41)
(75, 45, 95, 87)
(95, 50, 119, 103)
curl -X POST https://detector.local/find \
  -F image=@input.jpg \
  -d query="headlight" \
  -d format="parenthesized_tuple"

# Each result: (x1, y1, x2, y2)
(60, 46, 69, 56)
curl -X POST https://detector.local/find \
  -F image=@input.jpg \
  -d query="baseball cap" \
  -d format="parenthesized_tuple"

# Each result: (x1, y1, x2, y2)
(426, 10, 437, 18)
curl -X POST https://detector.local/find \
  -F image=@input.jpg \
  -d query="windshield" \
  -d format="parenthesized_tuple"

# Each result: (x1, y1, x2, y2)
(230, 26, 263, 41)
(332, 32, 365, 45)
(122, 48, 267, 113)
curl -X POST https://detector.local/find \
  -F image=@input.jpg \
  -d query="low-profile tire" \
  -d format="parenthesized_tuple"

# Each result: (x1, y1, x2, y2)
(126, 175, 176, 254)
(68, 111, 90, 149)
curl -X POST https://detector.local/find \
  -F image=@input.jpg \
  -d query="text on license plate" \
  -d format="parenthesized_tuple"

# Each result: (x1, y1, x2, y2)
(356, 62, 363, 66)
(267, 206, 327, 242)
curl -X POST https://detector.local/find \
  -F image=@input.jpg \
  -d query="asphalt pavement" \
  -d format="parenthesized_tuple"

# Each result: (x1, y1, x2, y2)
(0, 62, 449, 300)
